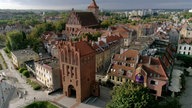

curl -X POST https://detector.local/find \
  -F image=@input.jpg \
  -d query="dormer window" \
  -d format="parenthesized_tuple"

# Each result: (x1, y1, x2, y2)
(150, 80, 158, 85)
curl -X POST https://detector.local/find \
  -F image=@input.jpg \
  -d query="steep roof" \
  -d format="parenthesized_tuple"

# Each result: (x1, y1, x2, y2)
(75, 41, 95, 57)
(75, 12, 98, 27)
(88, 0, 99, 8)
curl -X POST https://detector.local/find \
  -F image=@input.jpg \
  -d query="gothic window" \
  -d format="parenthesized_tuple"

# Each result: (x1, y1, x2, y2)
(71, 67, 74, 78)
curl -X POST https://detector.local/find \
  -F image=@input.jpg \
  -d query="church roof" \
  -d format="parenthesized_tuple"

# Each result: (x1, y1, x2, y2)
(75, 12, 99, 27)
(88, 0, 99, 8)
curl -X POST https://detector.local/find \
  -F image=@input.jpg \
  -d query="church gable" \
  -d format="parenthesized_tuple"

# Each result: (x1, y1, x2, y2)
(67, 12, 80, 25)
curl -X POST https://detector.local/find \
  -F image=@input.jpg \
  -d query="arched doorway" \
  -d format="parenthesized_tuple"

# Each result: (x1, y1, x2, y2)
(68, 85, 76, 98)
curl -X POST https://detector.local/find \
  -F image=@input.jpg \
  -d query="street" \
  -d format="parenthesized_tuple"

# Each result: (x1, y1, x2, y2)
(0, 49, 61, 108)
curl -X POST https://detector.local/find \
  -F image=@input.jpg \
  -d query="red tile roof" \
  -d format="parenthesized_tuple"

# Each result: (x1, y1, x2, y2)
(75, 41, 95, 57)
(106, 35, 123, 43)
(179, 38, 192, 44)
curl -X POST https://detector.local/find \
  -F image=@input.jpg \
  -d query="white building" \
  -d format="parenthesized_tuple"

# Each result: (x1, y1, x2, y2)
(189, 9, 192, 13)
(177, 43, 192, 55)
(35, 58, 61, 91)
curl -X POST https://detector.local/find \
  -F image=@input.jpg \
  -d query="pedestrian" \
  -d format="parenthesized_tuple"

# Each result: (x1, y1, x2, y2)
(34, 97, 36, 101)
(17, 92, 19, 96)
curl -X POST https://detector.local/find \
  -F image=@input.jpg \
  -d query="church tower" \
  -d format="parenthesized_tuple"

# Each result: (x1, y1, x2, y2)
(87, 0, 99, 19)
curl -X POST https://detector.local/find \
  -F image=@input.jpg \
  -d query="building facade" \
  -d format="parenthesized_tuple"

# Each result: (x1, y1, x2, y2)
(177, 39, 192, 56)
(107, 50, 168, 97)
(11, 49, 39, 68)
(35, 58, 61, 91)
(58, 41, 99, 102)
(65, 10, 99, 36)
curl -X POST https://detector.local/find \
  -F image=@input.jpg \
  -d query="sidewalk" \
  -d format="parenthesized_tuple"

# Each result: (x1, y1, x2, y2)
(0, 49, 61, 108)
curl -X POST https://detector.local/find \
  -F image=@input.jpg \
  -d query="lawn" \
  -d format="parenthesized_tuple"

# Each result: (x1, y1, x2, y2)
(0, 64, 2, 70)
(26, 78, 41, 90)
(0, 52, 8, 69)
(25, 101, 58, 108)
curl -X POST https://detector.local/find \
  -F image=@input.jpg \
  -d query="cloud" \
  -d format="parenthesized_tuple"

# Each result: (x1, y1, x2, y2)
(0, 0, 192, 9)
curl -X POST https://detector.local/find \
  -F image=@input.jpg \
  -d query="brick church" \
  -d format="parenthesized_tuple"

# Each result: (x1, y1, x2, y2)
(65, 0, 100, 35)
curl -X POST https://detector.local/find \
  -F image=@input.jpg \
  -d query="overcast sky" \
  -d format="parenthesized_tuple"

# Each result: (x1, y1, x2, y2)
(0, 0, 192, 10)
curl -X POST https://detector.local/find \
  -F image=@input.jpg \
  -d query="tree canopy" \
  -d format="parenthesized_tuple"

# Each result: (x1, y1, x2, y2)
(6, 31, 27, 51)
(106, 82, 156, 108)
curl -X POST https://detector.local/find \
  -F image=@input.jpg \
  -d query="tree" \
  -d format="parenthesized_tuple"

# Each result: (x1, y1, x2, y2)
(101, 20, 111, 28)
(22, 70, 30, 78)
(55, 20, 66, 32)
(0, 34, 6, 46)
(19, 68, 26, 73)
(106, 82, 156, 108)
(6, 31, 28, 51)
(81, 32, 101, 41)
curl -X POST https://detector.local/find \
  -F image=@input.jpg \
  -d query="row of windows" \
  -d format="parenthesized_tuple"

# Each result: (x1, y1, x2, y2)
(36, 65, 50, 74)
(36, 70, 52, 82)
(179, 46, 191, 50)
(63, 65, 78, 79)
(110, 76, 129, 82)
(114, 62, 135, 67)
(179, 51, 191, 55)
(37, 77, 52, 85)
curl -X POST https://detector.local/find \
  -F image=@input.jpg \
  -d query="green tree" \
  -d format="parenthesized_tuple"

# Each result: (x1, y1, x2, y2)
(6, 31, 27, 51)
(55, 20, 66, 32)
(101, 20, 111, 28)
(0, 34, 6, 46)
(19, 68, 26, 73)
(106, 82, 156, 108)
(81, 32, 101, 41)
(22, 70, 30, 78)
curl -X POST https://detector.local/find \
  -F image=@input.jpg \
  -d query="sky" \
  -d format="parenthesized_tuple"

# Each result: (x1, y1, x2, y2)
(0, 0, 192, 10)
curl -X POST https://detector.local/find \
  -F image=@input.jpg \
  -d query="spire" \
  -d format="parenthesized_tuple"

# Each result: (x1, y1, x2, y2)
(88, 0, 99, 8)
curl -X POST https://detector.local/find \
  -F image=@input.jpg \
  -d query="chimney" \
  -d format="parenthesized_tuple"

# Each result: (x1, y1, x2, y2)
(92, 41, 94, 46)
(148, 56, 151, 65)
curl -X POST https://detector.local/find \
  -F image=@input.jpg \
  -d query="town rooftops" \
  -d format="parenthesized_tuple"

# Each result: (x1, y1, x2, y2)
(179, 38, 192, 44)
(129, 36, 154, 51)
(58, 41, 95, 57)
(67, 11, 99, 27)
(36, 58, 59, 70)
(113, 50, 139, 62)
(12, 49, 39, 59)
(75, 41, 95, 56)
(108, 49, 168, 81)
(138, 57, 168, 80)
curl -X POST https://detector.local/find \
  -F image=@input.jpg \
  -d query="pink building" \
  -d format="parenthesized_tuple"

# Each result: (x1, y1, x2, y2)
(107, 50, 168, 97)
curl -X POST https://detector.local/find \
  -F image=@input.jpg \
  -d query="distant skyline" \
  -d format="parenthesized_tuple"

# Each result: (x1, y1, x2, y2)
(0, 0, 192, 10)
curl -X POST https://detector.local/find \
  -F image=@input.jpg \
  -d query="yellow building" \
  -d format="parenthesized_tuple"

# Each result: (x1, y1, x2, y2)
(11, 49, 39, 68)
(91, 35, 123, 73)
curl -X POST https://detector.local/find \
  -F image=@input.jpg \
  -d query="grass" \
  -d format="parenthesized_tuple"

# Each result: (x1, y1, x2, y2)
(27, 78, 41, 90)
(25, 101, 58, 108)
(0, 52, 8, 69)
(3, 47, 11, 58)
(0, 64, 2, 70)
